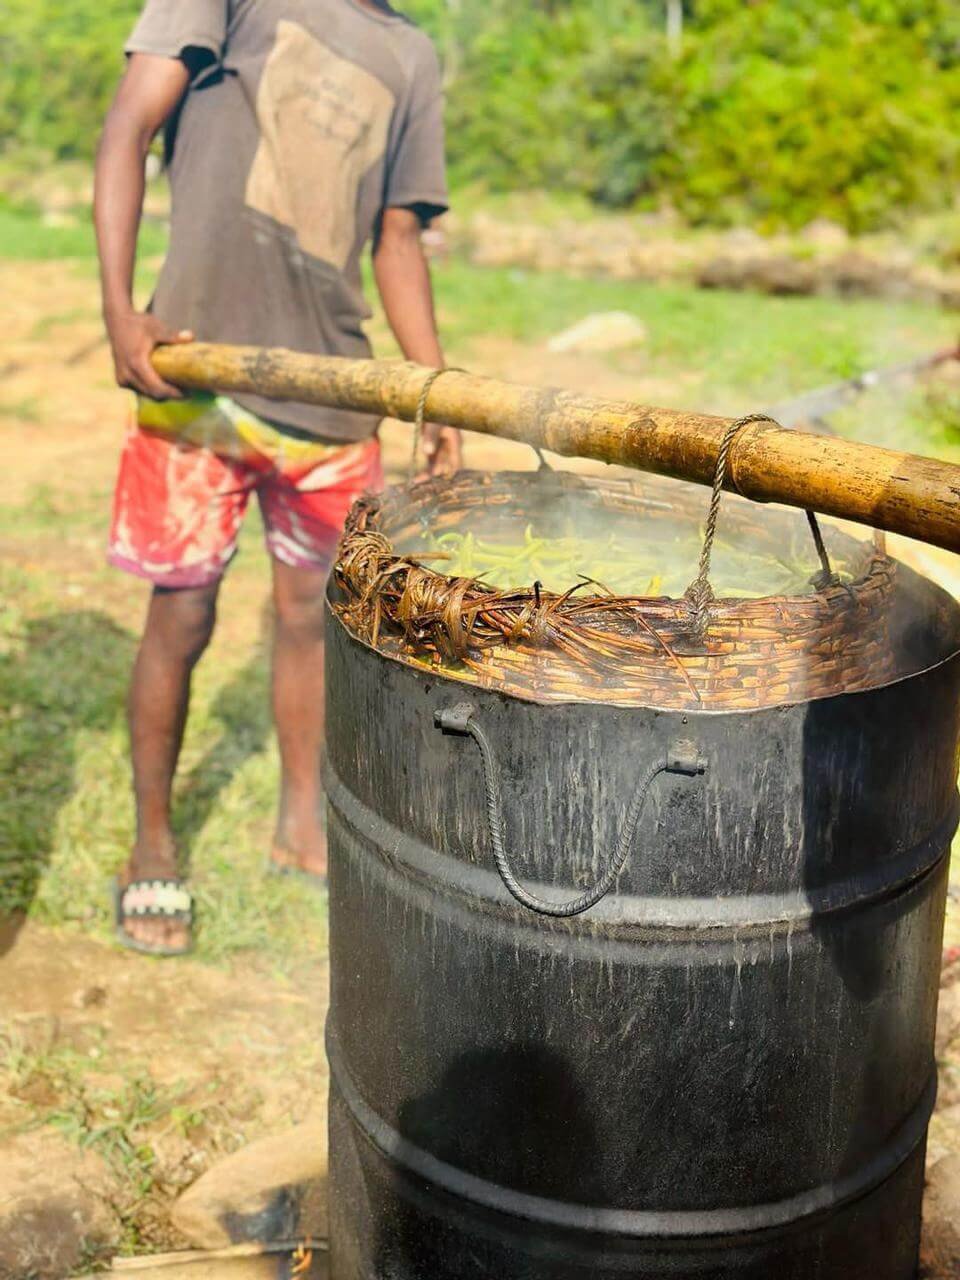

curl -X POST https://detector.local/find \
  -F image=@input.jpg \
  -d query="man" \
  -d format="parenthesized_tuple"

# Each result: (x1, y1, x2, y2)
(95, 0, 460, 955)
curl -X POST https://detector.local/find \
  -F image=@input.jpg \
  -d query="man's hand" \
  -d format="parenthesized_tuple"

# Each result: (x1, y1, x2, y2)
(106, 311, 193, 400)
(420, 422, 463, 478)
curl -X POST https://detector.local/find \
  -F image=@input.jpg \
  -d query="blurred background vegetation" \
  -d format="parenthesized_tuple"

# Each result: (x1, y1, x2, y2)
(1, 0, 959, 231)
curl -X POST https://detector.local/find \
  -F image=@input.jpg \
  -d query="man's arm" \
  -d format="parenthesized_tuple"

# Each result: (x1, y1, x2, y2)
(373, 206, 462, 476)
(94, 53, 194, 400)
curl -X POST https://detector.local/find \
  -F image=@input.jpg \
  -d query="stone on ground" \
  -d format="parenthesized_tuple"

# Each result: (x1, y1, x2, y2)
(920, 1153, 960, 1279)
(929, 1102, 960, 1171)
(102, 1248, 329, 1280)
(937, 975, 960, 1059)
(172, 1110, 327, 1250)
(0, 1132, 114, 1280)
(547, 312, 647, 354)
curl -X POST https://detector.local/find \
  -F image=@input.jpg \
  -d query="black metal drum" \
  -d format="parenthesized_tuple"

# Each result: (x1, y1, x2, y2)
(324, 477, 960, 1280)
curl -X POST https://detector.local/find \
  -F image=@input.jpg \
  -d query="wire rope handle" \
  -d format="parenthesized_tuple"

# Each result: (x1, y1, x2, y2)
(436, 703, 707, 918)
(684, 413, 839, 643)
(408, 365, 550, 482)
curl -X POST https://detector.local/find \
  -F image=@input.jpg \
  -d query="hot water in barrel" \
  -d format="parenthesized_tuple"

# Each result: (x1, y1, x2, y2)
(324, 469, 960, 1280)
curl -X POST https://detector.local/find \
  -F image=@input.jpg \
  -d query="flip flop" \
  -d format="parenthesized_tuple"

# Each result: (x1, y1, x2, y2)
(113, 876, 194, 957)
(266, 848, 327, 889)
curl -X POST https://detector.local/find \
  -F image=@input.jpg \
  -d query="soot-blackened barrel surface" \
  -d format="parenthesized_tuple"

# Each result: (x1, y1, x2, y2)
(325, 566, 960, 1280)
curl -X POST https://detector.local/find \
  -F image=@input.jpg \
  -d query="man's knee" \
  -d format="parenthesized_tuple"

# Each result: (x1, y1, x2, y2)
(273, 572, 326, 643)
(149, 583, 219, 664)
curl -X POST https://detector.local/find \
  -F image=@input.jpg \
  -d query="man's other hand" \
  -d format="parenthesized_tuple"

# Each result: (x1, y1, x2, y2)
(420, 423, 463, 478)
(106, 311, 193, 401)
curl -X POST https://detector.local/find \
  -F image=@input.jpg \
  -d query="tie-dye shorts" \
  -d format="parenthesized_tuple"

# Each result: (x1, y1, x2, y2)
(108, 394, 383, 589)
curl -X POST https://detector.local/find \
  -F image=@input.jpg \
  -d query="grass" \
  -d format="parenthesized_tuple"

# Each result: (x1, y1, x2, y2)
(0, 203, 168, 261)
(0, 1020, 246, 1257)
(0, 546, 328, 973)
(427, 256, 960, 428)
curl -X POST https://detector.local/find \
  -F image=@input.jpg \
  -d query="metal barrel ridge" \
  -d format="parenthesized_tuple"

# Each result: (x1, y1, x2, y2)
(324, 560, 960, 1280)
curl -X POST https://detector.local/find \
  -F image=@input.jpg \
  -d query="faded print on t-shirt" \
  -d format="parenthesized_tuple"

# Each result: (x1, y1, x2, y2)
(246, 21, 396, 271)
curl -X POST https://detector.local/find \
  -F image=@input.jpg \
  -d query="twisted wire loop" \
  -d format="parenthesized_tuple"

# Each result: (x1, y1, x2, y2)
(685, 413, 837, 642)
(408, 366, 464, 481)
(466, 715, 668, 918)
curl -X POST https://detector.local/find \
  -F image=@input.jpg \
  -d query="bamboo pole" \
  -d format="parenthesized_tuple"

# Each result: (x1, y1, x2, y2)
(152, 343, 960, 554)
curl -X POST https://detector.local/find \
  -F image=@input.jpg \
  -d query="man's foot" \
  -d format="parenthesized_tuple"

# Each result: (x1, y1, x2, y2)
(270, 809, 327, 882)
(116, 839, 192, 954)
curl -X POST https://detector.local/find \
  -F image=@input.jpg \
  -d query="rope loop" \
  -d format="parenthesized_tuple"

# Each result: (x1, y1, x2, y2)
(408, 364, 552, 478)
(684, 413, 837, 643)
(467, 716, 670, 918)
(408, 366, 464, 481)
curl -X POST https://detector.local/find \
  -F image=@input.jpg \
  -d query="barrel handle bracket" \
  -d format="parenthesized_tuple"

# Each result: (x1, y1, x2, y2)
(434, 704, 707, 918)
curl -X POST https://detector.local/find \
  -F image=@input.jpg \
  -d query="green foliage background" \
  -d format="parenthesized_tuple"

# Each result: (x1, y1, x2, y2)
(2, 0, 960, 230)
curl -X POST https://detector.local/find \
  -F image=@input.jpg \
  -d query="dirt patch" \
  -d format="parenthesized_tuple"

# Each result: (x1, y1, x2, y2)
(0, 262, 122, 504)
(0, 1131, 115, 1279)
(0, 921, 328, 1259)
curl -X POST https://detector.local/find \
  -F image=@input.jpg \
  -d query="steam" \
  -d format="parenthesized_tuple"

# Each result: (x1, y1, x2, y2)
(395, 470, 868, 601)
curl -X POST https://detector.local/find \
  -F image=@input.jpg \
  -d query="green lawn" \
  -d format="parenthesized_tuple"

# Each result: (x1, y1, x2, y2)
(0, 202, 168, 261)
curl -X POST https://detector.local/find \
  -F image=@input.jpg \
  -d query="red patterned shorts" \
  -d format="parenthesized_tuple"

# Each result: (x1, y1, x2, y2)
(108, 395, 382, 588)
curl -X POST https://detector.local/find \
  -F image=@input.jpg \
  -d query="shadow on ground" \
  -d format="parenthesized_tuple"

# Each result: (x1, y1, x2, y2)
(0, 610, 134, 954)
(0, 604, 274, 952)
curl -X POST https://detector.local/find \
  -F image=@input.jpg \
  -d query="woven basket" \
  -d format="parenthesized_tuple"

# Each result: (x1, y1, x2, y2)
(331, 469, 898, 711)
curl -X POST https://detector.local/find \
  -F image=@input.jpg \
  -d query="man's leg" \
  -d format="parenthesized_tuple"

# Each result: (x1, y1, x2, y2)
(262, 437, 383, 878)
(109, 408, 251, 952)
(119, 582, 219, 950)
(271, 561, 328, 877)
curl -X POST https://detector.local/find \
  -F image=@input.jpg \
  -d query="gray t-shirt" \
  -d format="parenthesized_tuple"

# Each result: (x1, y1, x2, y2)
(128, 0, 448, 442)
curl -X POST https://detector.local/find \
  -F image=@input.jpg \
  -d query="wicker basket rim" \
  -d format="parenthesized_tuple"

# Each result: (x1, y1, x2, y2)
(331, 471, 960, 711)
(329, 603, 960, 714)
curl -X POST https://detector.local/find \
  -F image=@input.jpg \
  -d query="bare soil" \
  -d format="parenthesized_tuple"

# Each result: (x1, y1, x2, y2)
(0, 919, 326, 1269)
